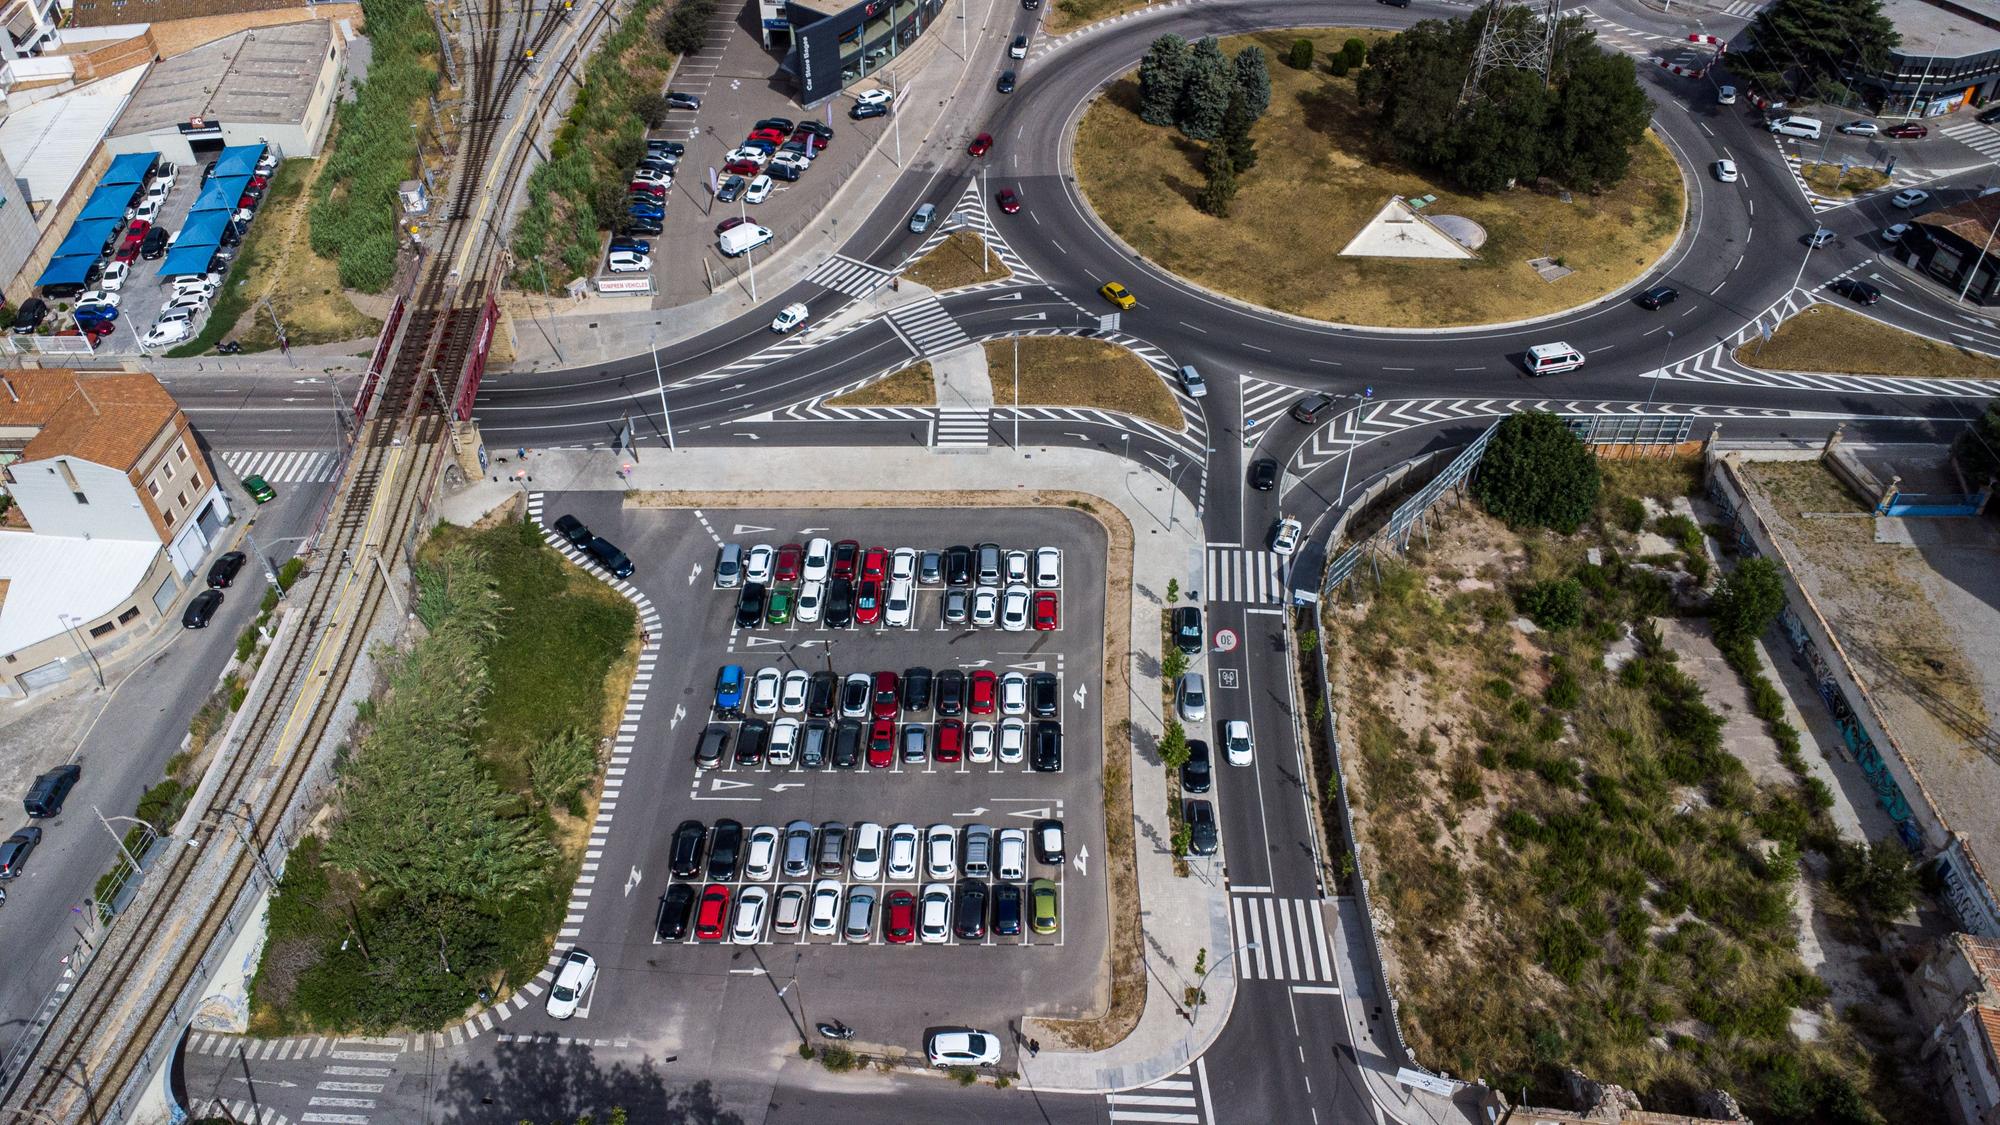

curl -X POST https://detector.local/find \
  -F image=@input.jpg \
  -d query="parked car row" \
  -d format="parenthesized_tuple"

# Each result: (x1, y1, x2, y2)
(696, 714, 1064, 772)
(732, 576, 1059, 630)
(656, 876, 1061, 945)
(716, 539, 1063, 591)
(549, 513, 636, 578)
(718, 665, 1062, 723)
(612, 137, 684, 258)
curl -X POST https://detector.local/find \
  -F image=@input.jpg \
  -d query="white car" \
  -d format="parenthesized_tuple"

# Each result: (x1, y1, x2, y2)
(919, 882, 952, 944)
(1004, 550, 1030, 585)
(769, 718, 799, 766)
(164, 291, 209, 313)
(745, 825, 781, 880)
(723, 146, 769, 168)
(886, 822, 920, 881)
(134, 198, 162, 224)
(74, 288, 120, 308)
(156, 306, 194, 326)
(140, 320, 191, 348)
(1837, 120, 1878, 136)
(99, 262, 129, 291)
(1270, 516, 1302, 556)
(998, 718, 1026, 765)
(1034, 547, 1061, 588)
(1177, 673, 1207, 722)
(967, 722, 996, 764)
(840, 672, 873, 719)
(1224, 719, 1253, 766)
(796, 578, 825, 623)
(1000, 584, 1030, 631)
(885, 578, 914, 628)
(780, 669, 810, 714)
(745, 543, 775, 584)
(971, 586, 999, 627)
(1711, 159, 1738, 183)
(771, 151, 811, 175)
(1882, 222, 1911, 243)
(996, 828, 1027, 881)
(731, 886, 771, 944)
(1892, 188, 1931, 209)
(771, 302, 809, 334)
(545, 950, 597, 1019)
(854, 87, 893, 108)
(808, 879, 843, 936)
(924, 824, 958, 880)
(632, 169, 671, 186)
(1000, 672, 1028, 716)
(607, 250, 652, 274)
(750, 666, 783, 716)
(927, 1028, 1001, 1067)
(745, 174, 775, 204)
(803, 537, 833, 582)
(1808, 226, 1837, 248)
(890, 547, 918, 583)
(851, 821, 885, 880)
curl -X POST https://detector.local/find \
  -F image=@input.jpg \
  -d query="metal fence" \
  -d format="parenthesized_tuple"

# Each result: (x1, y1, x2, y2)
(1320, 421, 1501, 598)
(1562, 413, 1692, 446)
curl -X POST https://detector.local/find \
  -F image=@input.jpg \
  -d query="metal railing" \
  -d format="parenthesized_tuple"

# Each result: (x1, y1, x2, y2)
(1320, 421, 1500, 599)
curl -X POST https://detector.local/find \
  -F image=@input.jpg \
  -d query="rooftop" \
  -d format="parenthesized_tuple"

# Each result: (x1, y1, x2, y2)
(0, 533, 161, 653)
(0, 370, 181, 471)
(1916, 193, 2000, 245)
(1882, 0, 2000, 58)
(113, 19, 332, 136)
(0, 67, 145, 211)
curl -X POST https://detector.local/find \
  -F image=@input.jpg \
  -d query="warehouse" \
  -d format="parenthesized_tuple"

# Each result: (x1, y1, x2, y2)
(101, 20, 344, 167)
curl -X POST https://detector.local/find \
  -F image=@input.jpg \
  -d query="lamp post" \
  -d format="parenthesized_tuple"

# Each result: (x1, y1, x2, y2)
(1185, 940, 1259, 1049)
(1333, 389, 1375, 507)
(91, 806, 153, 875)
(1647, 328, 1674, 409)
(58, 614, 103, 687)
(650, 327, 675, 450)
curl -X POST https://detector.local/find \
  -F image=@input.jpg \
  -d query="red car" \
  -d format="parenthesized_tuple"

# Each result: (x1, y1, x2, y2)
(748, 127, 787, 146)
(936, 718, 964, 763)
(789, 127, 827, 153)
(1033, 591, 1059, 630)
(723, 157, 761, 176)
(867, 719, 895, 768)
(855, 578, 882, 624)
(629, 181, 667, 197)
(969, 670, 998, 715)
(884, 889, 917, 943)
(996, 188, 1021, 214)
(775, 543, 803, 582)
(716, 216, 749, 235)
(115, 234, 146, 262)
(248, 175, 269, 190)
(238, 193, 259, 210)
(968, 132, 992, 156)
(860, 547, 889, 580)
(696, 884, 730, 941)
(832, 539, 860, 579)
(1886, 122, 1928, 139)
(872, 670, 901, 719)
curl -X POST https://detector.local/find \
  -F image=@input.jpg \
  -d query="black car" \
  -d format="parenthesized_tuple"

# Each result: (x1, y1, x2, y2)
(944, 545, 973, 586)
(716, 176, 745, 204)
(832, 719, 863, 768)
(1185, 800, 1218, 855)
(849, 101, 888, 120)
(1034, 817, 1064, 865)
(552, 513, 593, 547)
(655, 883, 697, 941)
(623, 218, 663, 236)
(798, 121, 834, 141)
(1290, 393, 1333, 424)
(1030, 672, 1059, 717)
(825, 578, 854, 628)
(736, 582, 768, 628)
(1636, 284, 1679, 310)
(1250, 458, 1279, 491)
(997, 70, 1016, 94)
(183, 589, 223, 628)
(807, 671, 837, 718)
(992, 882, 1023, 935)
(1181, 740, 1212, 793)
(766, 161, 801, 183)
(141, 226, 170, 260)
(1172, 606, 1203, 654)
(23, 764, 81, 818)
(1982, 103, 2000, 125)
(936, 669, 966, 716)
(707, 819, 743, 880)
(670, 819, 707, 877)
(1032, 720, 1063, 772)
(0, 827, 41, 879)
(11, 298, 47, 334)
(666, 91, 702, 109)
(902, 666, 934, 712)
(585, 536, 634, 578)
(755, 116, 796, 133)
(1829, 277, 1881, 305)
(736, 719, 770, 766)
(207, 551, 247, 589)
(646, 138, 686, 157)
(954, 882, 989, 939)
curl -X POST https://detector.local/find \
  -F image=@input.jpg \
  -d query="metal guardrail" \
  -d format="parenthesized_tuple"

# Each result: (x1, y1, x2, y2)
(1562, 413, 1692, 446)
(1320, 421, 1501, 598)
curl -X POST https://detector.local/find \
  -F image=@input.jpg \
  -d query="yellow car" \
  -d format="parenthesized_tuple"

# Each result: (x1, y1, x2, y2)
(1099, 281, 1136, 310)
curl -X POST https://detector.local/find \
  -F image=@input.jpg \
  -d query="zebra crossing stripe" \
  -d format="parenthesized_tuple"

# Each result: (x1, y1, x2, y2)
(885, 298, 972, 356)
(1204, 546, 1286, 605)
(1229, 894, 1337, 982)
(222, 450, 338, 484)
(1944, 122, 2000, 163)
(1107, 1066, 1204, 1123)
(934, 408, 990, 447)
(807, 254, 895, 298)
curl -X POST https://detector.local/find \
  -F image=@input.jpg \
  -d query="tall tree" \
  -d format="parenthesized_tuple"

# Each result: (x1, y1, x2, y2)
(1547, 51, 1653, 189)
(1735, 0, 1899, 102)
(1232, 44, 1271, 121)
(1180, 37, 1233, 141)
(1217, 83, 1260, 173)
(1137, 34, 1192, 127)
(1197, 143, 1238, 216)
(1472, 412, 1601, 534)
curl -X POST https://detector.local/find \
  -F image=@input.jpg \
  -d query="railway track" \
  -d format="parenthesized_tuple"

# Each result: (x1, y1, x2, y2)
(0, 1, 621, 1119)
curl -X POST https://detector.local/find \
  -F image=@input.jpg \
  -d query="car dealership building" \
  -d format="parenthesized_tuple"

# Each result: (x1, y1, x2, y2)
(771, 0, 947, 105)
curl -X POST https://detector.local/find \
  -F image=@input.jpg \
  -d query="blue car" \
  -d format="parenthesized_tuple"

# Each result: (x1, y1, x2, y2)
(609, 237, 650, 254)
(715, 664, 745, 716)
(74, 304, 118, 323)
(627, 203, 665, 218)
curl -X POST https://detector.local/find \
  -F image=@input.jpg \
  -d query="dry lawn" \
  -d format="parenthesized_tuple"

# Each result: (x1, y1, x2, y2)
(1075, 30, 1685, 327)
(985, 338, 1182, 430)
(828, 362, 936, 406)
(1045, 0, 1152, 34)
(229, 157, 382, 351)
(1737, 303, 2000, 380)
(902, 230, 1011, 291)
(1799, 162, 1890, 197)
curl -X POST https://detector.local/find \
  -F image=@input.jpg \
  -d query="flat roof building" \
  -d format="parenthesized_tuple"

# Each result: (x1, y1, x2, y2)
(1857, 0, 2000, 115)
(102, 19, 344, 166)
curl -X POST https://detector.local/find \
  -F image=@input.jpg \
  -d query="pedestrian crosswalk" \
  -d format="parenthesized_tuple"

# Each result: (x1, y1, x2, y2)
(1230, 894, 1337, 983)
(1943, 121, 2000, 164)
(934, 408, 990, 447)
(1204, 546, 1288, 605)
(190, 1034, 406, 1125)
(885, 297, 972, 357)
(203, 1102, 289, 1124)
(806, 254, 897, 298)
(1721, 0, 1762, 17)
(1108, 1061, 1209, 1123)
(222, 449, 338, 484)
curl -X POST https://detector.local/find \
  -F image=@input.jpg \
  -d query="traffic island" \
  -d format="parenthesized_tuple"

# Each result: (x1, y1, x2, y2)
(1073, 29, 1685, 328)
(1736, 303, 2000, 380)
(902, 230, 1012, 291)
(983, 337, 1183, 430)
(825, 361, 937, 406)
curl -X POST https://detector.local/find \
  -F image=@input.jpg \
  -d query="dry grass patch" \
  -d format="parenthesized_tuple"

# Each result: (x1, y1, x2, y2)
(1075, 29, 1684, 328)
(230, 157, 382, 351)
(902, 230, 1010, 291)
(827, 362, 935, 406)
(1799, 162, 1890, 197)
(1737, 303, 2000, 380)
(1045, 0, 1153, 34)
(984, 337, 1182, 430)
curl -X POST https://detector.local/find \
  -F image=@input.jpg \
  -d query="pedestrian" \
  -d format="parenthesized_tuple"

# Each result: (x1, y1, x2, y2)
(1028, 1038, 1040, 1058)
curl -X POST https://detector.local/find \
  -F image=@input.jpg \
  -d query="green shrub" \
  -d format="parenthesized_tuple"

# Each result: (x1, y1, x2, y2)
(1831, 839, 1919, 917)
(1161, 645, 1188, 683)
(1613, 495, 1647, 533)
(1341, 37, 1368, 69)
(1711, 557, 1787, 645)
(1545, 665, 1582, 710)
(530, 729, 598, 809)
(1288, 37, 1314, 69)
(1473, 412, 1602, 534)
(820, 1045, 857, 1071)
(950, 1065, 978, 1086)
(1516, 577, 1585, 630)
(236, 626, 261, 663)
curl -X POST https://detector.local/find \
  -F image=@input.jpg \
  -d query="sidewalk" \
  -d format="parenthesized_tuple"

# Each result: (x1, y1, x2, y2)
(445, 441, 1232, 1093)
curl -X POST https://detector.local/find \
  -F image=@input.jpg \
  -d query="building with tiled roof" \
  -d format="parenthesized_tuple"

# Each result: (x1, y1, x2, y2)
(1917, 933, 2000, 1125)
(1897, 195, 2000, 305)
(0, 368, 232, 697)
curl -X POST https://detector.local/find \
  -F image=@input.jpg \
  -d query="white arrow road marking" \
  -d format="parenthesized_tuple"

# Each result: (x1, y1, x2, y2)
(964, 658, 993, 667)
(1012, 312, 1047, 321)
(743, 636, 786, 647)
(734, 523, 775, 535)
(771, 783, 804, 792)
(1075, 846, 1089, 877)
(230, 1078, 299, 1088)
(711, 778, 754, 791)
(1073, 683, 1089, 710)
(989, 292, 1024, 301)
(1005, 806, 1052, 820)
(688, 563, 703, 585)
(1008, 660, 1047, 671)
(953, 807, 991, 818)
(625, 865, 642, 897)
(670, 703, 687, 730)
(801, 527, 830, 534)
(729, 967, 769, 976)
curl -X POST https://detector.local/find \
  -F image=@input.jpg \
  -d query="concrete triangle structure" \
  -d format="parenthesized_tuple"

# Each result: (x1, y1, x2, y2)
(1339, 196, 1478, 259)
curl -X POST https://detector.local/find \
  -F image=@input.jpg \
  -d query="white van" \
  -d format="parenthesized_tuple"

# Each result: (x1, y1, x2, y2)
(718, 223, 773, 257)
(1525, 342, 1585, 375)
(1768, 115, 1824, 139)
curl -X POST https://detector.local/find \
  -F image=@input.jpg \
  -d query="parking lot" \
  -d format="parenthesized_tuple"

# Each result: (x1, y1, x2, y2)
(531, 497, 1110, 1061)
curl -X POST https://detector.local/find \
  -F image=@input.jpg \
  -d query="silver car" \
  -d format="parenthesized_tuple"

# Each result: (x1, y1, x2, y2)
(1177, 673, 1208, 722)
(782, 820, 814, 877)
(962, 824, 993, 879)
(844, 886, 878, 942)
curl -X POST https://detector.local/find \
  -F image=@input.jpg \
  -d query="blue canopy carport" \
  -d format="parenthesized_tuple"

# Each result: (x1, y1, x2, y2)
(210, 145, 265, 179)
(53, 218, 119, 260)
(158, 242, 221, 278)
(178, 209, 229, 246)
(35, 254, 100, 290)
(78, 184, 139, 223)
(98, 151, 158, 187)
(191, 175, 251, 215)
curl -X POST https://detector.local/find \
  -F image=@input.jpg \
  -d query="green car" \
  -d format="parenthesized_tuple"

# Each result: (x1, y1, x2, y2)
(767, 585, 795, 626)
(1030, 878, 1059, 935)
(243, 474, 277, 504)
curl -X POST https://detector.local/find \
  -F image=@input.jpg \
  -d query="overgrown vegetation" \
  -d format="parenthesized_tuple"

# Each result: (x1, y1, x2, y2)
(250, 521, 634, 1033)
(1473, 411, 1602, 534)
(1730, 0, 1899, 105)
(510, 0, 672, 292)
(309, 0, 439, 291)
(1952, 399, 2000, 485)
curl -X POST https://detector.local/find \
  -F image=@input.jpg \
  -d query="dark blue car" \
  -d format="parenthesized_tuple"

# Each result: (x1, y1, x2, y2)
(628, 203, 665, 218)
(715, 664, 745, 716)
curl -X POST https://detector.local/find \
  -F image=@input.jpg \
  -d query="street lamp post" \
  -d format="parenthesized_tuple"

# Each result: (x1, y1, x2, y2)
(1647, 329, 1674, 409)
(91, 806, 152, 874)
(1334, 389, 1375, 507)
(58, 614, 103, 687)
(1186, 940, 1260, 1047)
(650, 327, 675, 450)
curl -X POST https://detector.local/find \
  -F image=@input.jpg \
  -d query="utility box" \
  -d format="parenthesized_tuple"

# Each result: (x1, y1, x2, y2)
(398, 179, 428, 215)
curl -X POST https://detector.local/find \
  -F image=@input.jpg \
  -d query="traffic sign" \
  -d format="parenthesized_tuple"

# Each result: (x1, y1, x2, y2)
(1214, 628, 1238, 652)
